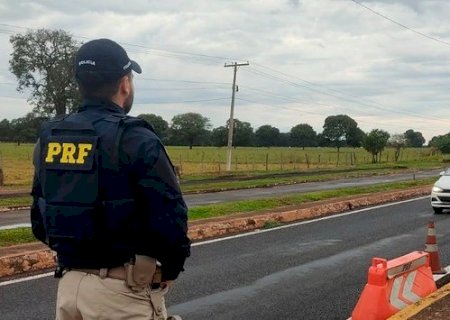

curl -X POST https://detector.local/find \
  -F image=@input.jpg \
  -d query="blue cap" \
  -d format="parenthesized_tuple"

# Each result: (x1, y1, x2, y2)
(75, 38, 141, 84)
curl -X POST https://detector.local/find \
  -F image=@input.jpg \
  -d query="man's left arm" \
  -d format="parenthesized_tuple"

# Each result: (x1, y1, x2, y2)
(123, 128, 191, 281)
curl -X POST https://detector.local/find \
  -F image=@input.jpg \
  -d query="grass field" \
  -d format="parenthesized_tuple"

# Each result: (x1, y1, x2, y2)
(0, 143, 35, 187)
(0, 227, 36, 247)
(0, 142, 443, 188)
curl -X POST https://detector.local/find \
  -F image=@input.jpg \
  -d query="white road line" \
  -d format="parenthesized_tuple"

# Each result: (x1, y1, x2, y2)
(0, 223, 31, 230)
(0, 272, 53, 287)
(0, 196, 431, 286)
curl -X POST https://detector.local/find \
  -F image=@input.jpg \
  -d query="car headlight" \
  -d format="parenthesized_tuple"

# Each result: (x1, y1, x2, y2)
(432, 186, 444, 192)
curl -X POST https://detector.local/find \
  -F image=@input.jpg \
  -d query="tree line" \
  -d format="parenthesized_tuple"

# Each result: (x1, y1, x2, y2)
(0, 111, 433, 163)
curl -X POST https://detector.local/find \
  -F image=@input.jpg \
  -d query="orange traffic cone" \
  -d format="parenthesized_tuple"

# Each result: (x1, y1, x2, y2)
(425, 221, 446, 274)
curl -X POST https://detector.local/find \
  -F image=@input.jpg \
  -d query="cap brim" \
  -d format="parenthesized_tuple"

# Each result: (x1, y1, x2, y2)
(131, 60, 142, 74)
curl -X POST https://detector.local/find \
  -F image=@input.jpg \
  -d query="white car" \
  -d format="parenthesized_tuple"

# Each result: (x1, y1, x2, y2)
(431, 169, 450, 214)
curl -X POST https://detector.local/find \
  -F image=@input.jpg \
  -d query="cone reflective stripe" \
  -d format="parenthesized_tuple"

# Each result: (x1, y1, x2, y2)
(424, 220, 446, 274)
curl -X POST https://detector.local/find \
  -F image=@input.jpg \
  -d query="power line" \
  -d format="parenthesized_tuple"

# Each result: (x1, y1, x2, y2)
(135, 86, 228, 92)
(143, 97, 230, 104)
(350, 0, 450, 47)
(0, 23, 248, 64)
(236, 97, 324, 117)
(121, 42, 245, 64)
(235, 97, 441, 132)
(139, 77, 229, 85)
(244, 65, 447, 123)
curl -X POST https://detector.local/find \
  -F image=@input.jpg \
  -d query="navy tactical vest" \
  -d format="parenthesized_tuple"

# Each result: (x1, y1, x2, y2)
(38, 108, 155, 268)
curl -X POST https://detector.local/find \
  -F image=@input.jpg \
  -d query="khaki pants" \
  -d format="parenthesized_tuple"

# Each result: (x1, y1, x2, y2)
(56, 270, 168, 320)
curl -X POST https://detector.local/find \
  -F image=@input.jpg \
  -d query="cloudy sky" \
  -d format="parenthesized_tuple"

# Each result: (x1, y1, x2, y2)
(1, 0, 450, 142)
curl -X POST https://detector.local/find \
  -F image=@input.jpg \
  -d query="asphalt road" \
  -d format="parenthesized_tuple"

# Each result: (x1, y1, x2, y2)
(0, 169, 440, 228)
(1, 197, 450, 319)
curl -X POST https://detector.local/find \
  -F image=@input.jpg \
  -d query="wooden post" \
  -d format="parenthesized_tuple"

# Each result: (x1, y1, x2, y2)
(179, 155, 183, 174)
(201, 152, 205, 173)
(235, 155, 238, 171)
(305, 154, 310, 168)
(280, 152, 283, 170)
(265, 153, 269, 171)
(252, 154, 255, 171)
(0, 167, 3, 186)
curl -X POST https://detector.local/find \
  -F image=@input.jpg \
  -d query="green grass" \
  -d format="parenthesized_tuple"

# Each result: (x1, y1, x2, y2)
(0, 143, 35, 187)
(263, 220, 283, 229)
(0, 227, 36, 247)
(187, 178, 434, 220)
(0, 196, 32, 208)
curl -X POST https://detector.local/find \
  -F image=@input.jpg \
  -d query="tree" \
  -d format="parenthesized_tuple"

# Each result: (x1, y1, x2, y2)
(10, 113, 48, 144)
(278, 132, 291, 147)
(363, 129, 390, 163)
(210, 126, 228, 147)
(429, 133, 450, 154)
(388, 133, 406, 161)
(322, 114, 359, 163)
(137, 114, 169, 141)
(169, 113, 211, 149)
(210, 119, 254, 147)
(232, 119, 255, 147)
(9, 29, 81, 116)
(255, 125, 280, 147)
(290, 124, 317, 149)
(404, 129, 425, 148)
(347, 127, 366, 148)
(317, 133, 331, 147)
(0, 119, 12, 142)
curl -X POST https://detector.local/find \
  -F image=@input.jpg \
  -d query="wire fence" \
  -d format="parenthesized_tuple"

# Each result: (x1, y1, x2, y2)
(166, 146, 441, 176)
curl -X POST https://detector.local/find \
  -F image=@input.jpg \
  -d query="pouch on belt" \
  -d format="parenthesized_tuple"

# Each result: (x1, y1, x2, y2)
(125, 255, 157, 291)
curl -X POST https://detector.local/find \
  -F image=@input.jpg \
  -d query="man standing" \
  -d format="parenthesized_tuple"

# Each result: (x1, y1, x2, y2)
(31, 38, 190, 320)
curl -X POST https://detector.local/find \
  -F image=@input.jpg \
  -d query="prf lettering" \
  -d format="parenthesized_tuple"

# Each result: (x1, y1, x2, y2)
(45, 142, 92, 164)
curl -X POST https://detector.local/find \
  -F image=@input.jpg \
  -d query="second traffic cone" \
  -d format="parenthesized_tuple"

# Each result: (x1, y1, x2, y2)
(425, 220, 446, 274)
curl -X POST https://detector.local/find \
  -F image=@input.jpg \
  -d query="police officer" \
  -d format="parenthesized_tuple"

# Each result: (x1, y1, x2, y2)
(30, 38, 190, 320)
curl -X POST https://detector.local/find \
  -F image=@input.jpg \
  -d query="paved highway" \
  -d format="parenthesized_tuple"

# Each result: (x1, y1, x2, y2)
(0, 169, 440, 228)
(1, 197, 450, 319)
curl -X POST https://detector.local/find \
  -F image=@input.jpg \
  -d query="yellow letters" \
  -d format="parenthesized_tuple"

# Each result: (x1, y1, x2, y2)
(76, 144, 93, 164)
(45, 142, 93, 165)
(60, 143, 77, 164)
(45, 143, 62, 163)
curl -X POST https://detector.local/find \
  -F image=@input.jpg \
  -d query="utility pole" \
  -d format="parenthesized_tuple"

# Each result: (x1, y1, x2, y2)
(224, 61, 249, 171)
